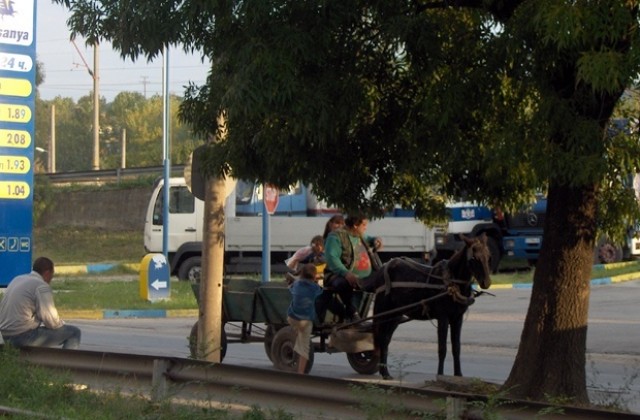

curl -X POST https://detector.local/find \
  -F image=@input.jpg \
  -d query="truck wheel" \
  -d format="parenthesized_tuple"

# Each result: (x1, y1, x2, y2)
(271, 326, 313, 373)
(486, 236, 501, 273)
(178, 256, 202, 283)
(346, 351, 380, 375)
(594, 240, 623, 264)
(189, 320, 227, 361)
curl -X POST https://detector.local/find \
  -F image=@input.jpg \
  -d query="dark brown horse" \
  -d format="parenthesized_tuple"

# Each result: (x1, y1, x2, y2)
(368, 234, 492, 379)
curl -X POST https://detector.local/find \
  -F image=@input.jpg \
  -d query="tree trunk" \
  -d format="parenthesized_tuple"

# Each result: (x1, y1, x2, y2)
(503, 183, 596, 404)
(198, 176, 227, 362)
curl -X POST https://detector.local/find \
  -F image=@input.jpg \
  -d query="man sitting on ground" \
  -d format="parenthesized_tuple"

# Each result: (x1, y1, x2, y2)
(0, 257, 81, 349)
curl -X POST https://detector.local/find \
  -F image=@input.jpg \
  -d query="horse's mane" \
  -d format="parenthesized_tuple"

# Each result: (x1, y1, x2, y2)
(445, 243, 470, 280)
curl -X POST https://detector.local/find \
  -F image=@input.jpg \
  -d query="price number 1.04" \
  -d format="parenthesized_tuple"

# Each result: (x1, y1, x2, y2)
(0, 181, 29, 199)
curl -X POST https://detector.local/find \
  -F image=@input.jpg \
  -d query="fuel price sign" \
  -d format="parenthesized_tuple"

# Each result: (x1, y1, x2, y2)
(0, 1, 36, 286)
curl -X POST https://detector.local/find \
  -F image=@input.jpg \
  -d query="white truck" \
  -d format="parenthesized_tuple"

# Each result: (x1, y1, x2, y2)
(143, 177, 436, 281)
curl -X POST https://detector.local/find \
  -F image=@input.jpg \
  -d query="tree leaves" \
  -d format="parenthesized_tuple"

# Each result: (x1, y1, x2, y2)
(53, 0, 640, 232)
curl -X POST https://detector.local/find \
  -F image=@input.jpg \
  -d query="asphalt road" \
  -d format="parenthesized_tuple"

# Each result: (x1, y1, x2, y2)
(69, 279, 640, 413)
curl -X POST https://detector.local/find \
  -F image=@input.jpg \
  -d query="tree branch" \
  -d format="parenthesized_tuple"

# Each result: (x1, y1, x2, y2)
(415, 0, 526, 21)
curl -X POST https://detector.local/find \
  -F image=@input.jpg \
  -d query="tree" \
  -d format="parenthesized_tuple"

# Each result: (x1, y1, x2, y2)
(106, 92, 198, 167)
(40, 96, 94, 172)
(54, 0, 640, 404)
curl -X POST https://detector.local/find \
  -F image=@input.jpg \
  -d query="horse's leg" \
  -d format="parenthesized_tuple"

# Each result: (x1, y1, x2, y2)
(450, 313, 464, 376)
(436, 316, 449, 376)
(373, 316, 400, 380)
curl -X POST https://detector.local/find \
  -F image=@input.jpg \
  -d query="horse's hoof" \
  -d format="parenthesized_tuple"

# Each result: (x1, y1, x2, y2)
(381, 372, 393, 380)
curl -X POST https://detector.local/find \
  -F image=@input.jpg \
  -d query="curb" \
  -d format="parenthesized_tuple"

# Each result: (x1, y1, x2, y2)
(490, 271, 640, 290)
(60, 309, 199, 320)
(56, 263, 140, 275)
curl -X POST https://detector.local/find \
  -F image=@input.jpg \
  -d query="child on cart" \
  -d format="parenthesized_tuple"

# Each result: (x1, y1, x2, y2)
(287, 263, 323, 374)
(285, 235, 326, 285)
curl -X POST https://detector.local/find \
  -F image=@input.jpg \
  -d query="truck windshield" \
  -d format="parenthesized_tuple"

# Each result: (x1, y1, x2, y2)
(152, 186, 195, 225)
(235, 180, 255, 204)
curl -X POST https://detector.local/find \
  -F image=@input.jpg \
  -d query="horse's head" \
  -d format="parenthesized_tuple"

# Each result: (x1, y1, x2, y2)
(462, 233, 492, 289)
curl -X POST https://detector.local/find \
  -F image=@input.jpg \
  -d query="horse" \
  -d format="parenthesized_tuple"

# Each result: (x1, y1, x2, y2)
(367, 233, 492, 380)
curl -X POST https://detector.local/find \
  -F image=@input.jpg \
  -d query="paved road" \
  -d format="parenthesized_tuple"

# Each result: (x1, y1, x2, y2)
(71, 280, 640, 412)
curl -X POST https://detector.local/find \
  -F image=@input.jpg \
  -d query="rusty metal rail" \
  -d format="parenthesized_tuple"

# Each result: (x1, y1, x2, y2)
(13, 346, 637, 419)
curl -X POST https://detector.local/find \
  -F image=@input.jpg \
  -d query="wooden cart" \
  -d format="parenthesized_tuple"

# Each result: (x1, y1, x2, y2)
(189, 277, 379, 374)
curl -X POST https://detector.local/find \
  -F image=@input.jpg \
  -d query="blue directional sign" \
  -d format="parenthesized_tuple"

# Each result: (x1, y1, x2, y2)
(0, 1, 36, 286)
(139, 253, 171, 302)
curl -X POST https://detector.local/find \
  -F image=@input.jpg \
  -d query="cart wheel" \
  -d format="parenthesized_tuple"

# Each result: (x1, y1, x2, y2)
(271, 326, 313, 373)
(189, 320, 228, 361)
(347, 351, 380, 375)
(264, 325, 276, 362)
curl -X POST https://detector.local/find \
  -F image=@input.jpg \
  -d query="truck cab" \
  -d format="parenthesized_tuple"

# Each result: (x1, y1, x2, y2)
(434, 202, 503, 273)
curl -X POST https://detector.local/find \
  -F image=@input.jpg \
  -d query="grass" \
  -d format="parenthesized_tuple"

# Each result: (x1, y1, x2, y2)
(53, 278, 198, 311)
(0, 345, 289, 419)
(33, 226, 143, 265)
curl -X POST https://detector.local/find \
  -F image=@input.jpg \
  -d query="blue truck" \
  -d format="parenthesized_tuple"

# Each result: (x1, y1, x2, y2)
(502, 195, 640, 266)
(434, 197, 549, 272)
(436, 195, 633, 272)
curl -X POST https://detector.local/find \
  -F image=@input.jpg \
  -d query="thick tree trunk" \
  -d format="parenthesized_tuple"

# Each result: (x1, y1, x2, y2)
(503, 183, 596, 403)
(198, 176, 227, 362)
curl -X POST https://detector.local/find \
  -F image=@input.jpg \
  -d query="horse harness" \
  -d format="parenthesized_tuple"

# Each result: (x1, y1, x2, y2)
(374, 257, 474, 310)
(333, 257, 474, 331)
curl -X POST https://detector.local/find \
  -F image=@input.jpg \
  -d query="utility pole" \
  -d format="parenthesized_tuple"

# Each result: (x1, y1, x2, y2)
(92, 43, 100, 170)
(49, 105, 56, 173)
(121, 128, 126, 169)
(71, 39, 100, 170)
(141, 76, 149, 98)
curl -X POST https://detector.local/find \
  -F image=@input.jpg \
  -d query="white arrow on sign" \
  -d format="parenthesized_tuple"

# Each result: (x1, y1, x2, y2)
(151, 279, 168, 290)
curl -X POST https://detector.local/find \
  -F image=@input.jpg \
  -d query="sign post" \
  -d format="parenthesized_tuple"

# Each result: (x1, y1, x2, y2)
(0, 2, 37, 286)
(261, 184, 279, 282)
(139, 253, 170, 302)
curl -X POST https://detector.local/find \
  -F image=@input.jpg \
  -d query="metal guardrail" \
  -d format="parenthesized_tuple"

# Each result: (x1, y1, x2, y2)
(36, 165, 186, 184)
(11, 346, 637, 419)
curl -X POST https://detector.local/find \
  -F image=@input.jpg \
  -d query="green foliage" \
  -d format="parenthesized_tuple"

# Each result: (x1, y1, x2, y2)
(35, 91, 201, 172)
(32, 175, 55, 225)
(349, 382, 413, 419)
(33, 226, 143, 264)
(0, 346, 236, 419)
(241, 406, 294, 420)
(467, 387, 517, 420)
(51, 1, 640, 232)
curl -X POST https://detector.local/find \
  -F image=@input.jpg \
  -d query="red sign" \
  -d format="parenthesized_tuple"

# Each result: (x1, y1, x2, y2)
(264, 184, 279, 215)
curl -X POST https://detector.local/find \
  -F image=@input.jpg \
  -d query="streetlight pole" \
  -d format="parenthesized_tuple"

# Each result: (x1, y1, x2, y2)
(162, 45, 171, 258)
